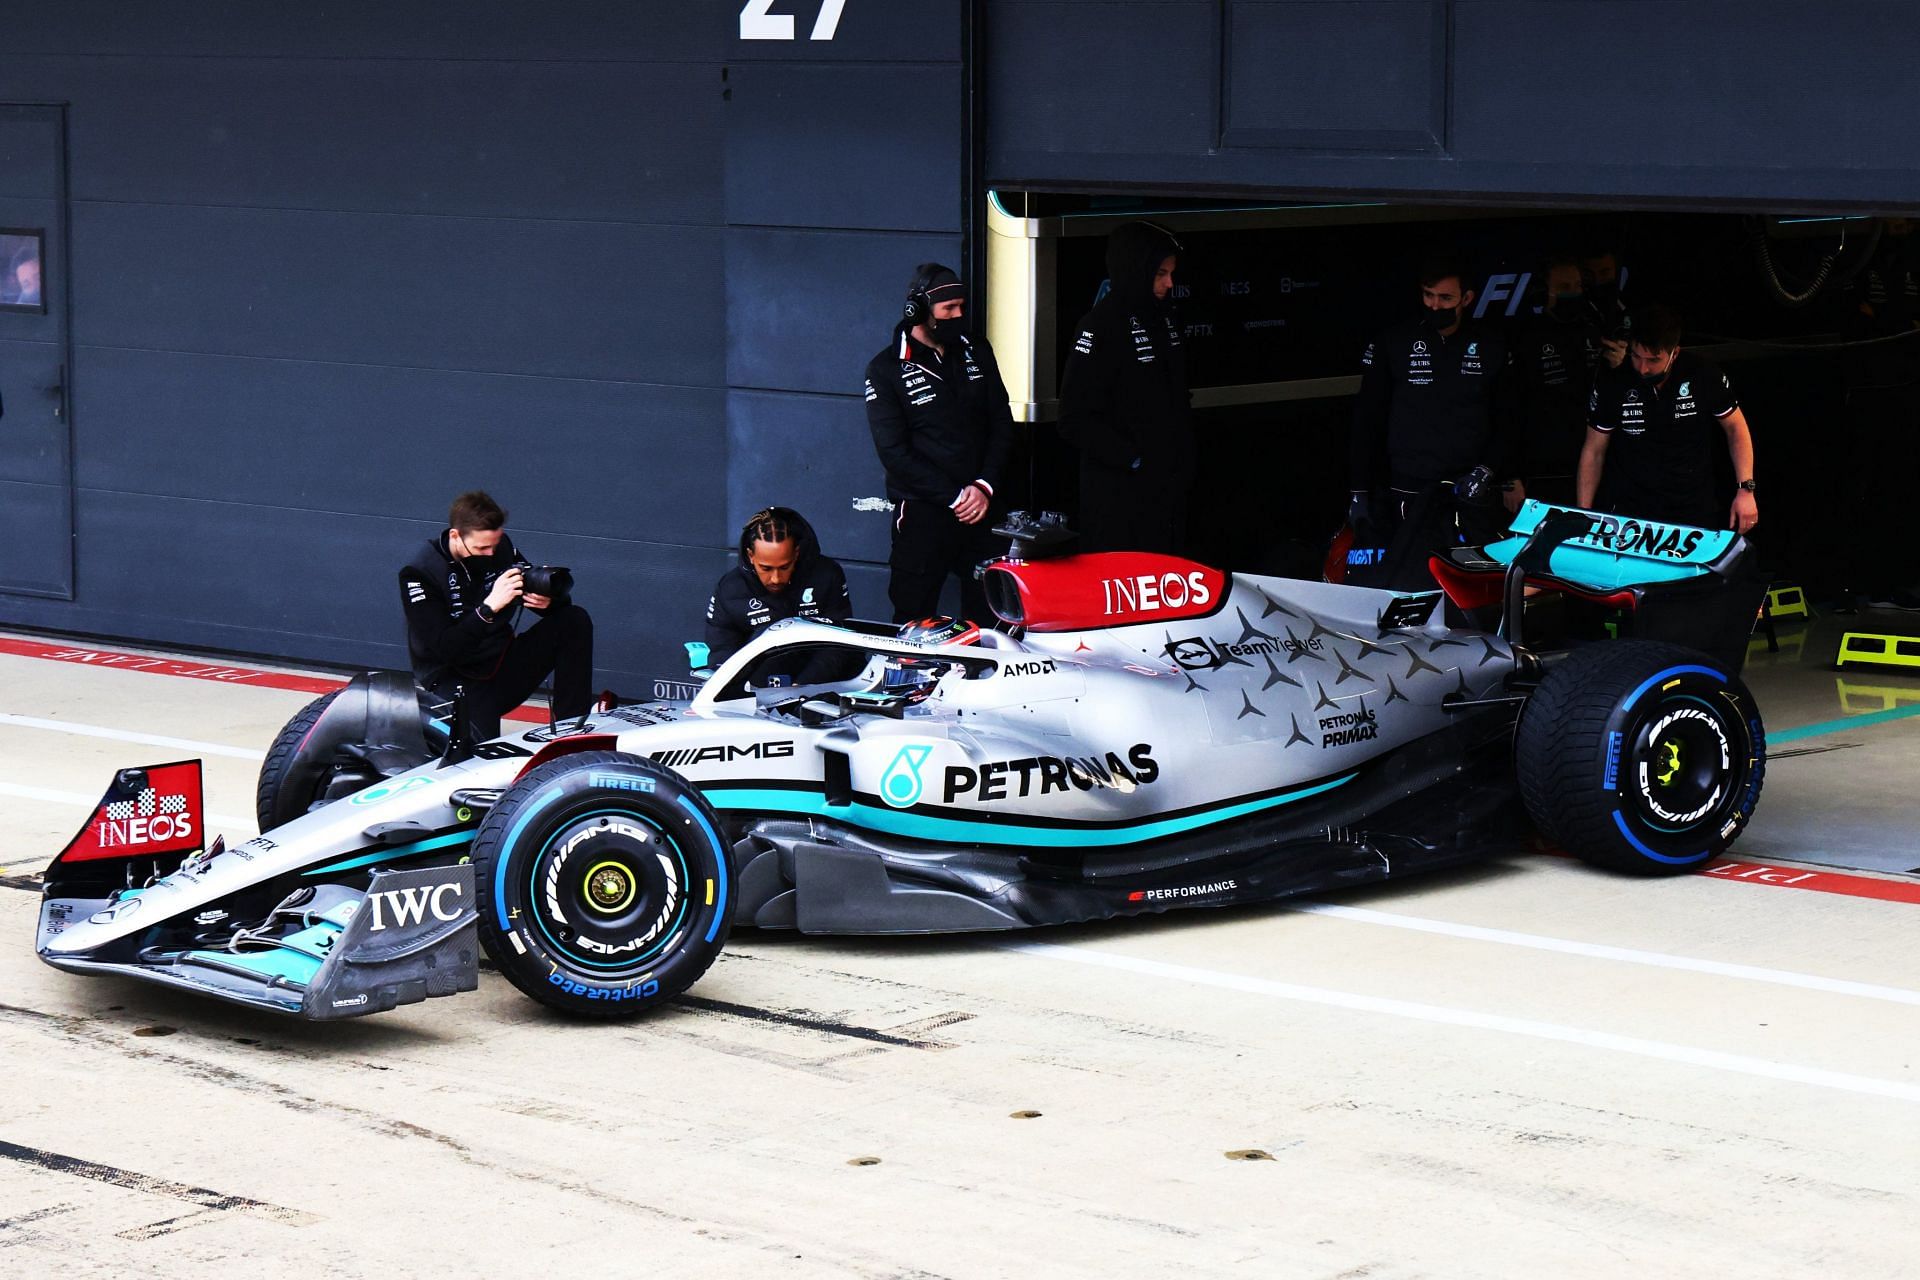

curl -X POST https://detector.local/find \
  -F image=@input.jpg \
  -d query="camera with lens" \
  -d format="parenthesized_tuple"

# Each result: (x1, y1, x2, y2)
(521, 565, 574, 607)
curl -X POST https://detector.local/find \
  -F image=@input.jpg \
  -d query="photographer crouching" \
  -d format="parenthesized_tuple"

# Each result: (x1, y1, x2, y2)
(399, 489, 593, 740)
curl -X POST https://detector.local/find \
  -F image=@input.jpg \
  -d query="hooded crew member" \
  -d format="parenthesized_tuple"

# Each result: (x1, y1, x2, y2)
(705, 506, 852, 665)
(864, 264, 1015, 623)
(1057, 221, 1194, 555)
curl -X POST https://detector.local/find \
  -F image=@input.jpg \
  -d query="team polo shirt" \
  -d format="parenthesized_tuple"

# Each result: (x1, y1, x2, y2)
(1587, 353, 1738, 527)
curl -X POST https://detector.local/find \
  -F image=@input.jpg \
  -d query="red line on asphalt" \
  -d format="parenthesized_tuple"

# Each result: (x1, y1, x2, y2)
(1701, 858, 1920, 906)
(0, 635, 544, 724)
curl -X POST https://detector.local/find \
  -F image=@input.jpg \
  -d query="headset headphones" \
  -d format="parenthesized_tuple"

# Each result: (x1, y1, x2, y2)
(902, 262, 966, 330)
(902, 264, 938, 329)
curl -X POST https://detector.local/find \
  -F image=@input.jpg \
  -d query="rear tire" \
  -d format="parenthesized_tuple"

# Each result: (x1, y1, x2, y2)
(1517, 641, 1765, 874)
(255, 692, 339, 829)
(470, 750, 731, 1018)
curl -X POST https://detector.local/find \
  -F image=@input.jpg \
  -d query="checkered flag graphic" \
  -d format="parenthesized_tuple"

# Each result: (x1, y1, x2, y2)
(136, 788, 157, 817)
(105, 799, 135, 821)
(158, 794, 186, 815)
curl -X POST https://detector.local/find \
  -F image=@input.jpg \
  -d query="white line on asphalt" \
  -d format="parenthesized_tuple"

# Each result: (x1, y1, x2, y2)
(0, 714, 264, 761)
(0, 782, 252, 830)
(1013, 942, 1920, 1105)
(1290, 901, 1920, 1007)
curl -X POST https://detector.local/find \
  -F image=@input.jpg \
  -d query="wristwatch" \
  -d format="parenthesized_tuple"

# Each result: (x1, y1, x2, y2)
(1737, 479, 1758, 493)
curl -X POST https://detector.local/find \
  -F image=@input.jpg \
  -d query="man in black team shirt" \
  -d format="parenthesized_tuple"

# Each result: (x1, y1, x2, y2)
(1347, 256, 1521, 586)
(864, 263, 1014, 623)
(1511, 254, 1626, 506)
(399, 490, 593, 740)
(704, 506, 852, 665)
(1579, 305, 1759, 534)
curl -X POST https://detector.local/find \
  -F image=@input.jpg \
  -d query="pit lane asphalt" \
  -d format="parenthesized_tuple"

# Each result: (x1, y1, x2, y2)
(1, 644, 1917, 1279)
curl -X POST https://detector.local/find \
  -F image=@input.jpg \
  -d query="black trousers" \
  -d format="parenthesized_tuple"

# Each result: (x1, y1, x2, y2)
(888, 498, 1000, 625)
(440, 604, 594, 740)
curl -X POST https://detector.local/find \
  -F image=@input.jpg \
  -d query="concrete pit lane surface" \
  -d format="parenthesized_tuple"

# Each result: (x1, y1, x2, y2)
(1, 633, 1917, 1278)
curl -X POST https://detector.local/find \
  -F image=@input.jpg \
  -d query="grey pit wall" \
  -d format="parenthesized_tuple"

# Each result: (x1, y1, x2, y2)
(0, 2, 966, 691)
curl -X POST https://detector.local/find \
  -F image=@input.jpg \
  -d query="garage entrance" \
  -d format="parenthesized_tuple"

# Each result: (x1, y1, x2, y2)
(987, 194, 1918, 603)
(0, 103, 72, 599)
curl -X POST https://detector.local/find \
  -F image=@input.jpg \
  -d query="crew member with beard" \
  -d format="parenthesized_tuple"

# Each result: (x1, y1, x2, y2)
(1057, 220, 1194, 555)
(1579, 304, 1758, 534)
(1347, 256, 1519, 586)
(704, 506, 852, 665)
(864, 263, 1014, 623)
(399, 489, 593, 740)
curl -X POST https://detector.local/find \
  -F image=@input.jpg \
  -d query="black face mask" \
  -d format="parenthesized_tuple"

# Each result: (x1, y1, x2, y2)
(926, 310, 964, 342)
(1635, 361, 1668, 384)
(1420, 306, 1456, 334)
(1588, 280, 1620, 309)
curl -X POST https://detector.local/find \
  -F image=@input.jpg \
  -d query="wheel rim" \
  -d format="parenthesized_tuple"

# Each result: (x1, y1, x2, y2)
(1628, 696, 1738, 835)
(526, 807, 691, 973)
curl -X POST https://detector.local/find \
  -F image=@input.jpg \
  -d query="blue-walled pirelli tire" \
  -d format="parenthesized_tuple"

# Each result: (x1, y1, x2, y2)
(470, 750, 732, 1018)
(1516, 641, 1766, 875)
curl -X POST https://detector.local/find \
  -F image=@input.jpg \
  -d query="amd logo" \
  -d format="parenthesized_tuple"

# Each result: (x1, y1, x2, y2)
(1000, 659, 1057, 678)
(366, 882, 465, 931)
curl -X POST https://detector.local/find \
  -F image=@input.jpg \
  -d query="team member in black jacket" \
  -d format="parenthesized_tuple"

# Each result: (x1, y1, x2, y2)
(1057, 221, 1193, 555)
(1579, 305, 1758, 533)
(1510, 255, 1610, 506)
(864, 264, 1014, 623)
(1348, 258, 1521, 581)
(704, 506, 852, 665)
(399, 490, 593, 740)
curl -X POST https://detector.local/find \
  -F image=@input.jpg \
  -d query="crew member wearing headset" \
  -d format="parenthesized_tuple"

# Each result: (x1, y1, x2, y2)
(703, 506, 852, 666)
(863, 263, 1014, 624)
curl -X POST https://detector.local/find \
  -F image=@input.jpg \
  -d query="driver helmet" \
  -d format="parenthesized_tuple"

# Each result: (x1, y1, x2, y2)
(882, 616, 979, 700)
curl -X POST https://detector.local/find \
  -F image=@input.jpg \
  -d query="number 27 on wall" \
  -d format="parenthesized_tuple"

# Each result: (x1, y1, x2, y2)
(740, 0, 847, 41)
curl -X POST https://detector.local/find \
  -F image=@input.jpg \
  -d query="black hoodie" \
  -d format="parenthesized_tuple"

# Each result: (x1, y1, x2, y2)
(1057, 221, 1195, 552)
(400, 530, 534, 690)
(704, 507, 852, 664)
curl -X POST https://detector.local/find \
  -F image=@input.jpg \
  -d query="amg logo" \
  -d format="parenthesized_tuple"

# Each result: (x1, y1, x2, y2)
(1000, 659, 1056, 677)
(650, 741, 795, 768)
(365, 882, 465, 931)
(1128, 879, 1238, 902)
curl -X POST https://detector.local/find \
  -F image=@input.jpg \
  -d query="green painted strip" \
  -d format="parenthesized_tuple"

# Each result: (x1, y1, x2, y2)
(1769, 703, 1920, 745)
(702, 774, 1358, 849)
(304, 830, 474, 876)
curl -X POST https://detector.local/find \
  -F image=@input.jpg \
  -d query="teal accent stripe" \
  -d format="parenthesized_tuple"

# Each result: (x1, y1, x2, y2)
(305, 830, 474, 876)
(1770, 703, 1920, 745)
(702, 774, 1359, 849)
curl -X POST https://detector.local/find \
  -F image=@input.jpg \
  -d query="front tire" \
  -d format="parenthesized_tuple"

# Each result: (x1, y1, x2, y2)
(470, 751, 732, 1018)
(1517, 641, 1765, 874)
(255, 691, 340, 830)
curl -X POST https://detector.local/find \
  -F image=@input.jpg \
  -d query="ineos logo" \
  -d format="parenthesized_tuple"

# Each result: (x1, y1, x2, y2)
(1101, 570, 1213, 616)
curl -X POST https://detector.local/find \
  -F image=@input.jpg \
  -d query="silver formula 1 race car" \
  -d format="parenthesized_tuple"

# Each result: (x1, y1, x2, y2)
(34, 505, 1768, 1021)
